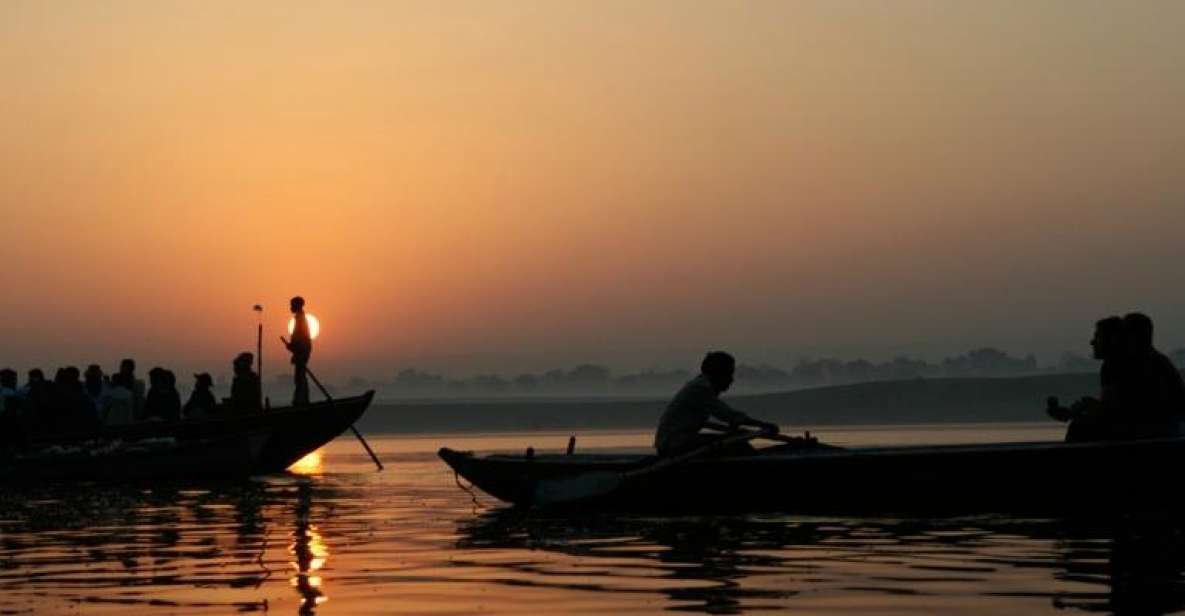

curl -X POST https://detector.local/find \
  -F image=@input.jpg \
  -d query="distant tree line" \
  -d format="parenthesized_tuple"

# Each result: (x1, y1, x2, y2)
(303, 346, 1185, 399)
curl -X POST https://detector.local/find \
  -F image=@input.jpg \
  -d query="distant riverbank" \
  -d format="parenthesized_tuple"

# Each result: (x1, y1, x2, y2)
(354, 372, 1098, 434)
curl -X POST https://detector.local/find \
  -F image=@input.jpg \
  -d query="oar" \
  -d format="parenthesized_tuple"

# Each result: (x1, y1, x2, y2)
(281, 337, 383, 471)
(703, 422, 841, 450)
(306, 366, 384, 471)
(533, 429, 765, 506)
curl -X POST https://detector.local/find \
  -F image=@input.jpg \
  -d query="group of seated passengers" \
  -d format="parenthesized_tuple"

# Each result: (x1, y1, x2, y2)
(1048, 312, 1185, 441)
(0, 352, 263, 439)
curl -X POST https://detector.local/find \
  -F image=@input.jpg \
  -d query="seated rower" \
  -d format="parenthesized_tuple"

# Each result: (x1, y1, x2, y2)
(654, 351, 779, 456)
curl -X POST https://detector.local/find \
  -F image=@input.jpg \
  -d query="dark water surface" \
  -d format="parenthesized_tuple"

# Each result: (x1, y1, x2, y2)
(3, 424, 1185, 615)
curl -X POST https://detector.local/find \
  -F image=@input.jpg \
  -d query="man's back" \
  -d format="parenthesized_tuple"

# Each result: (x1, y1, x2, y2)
(654, 375, 750, 453)
(1113, 349, 1185, 438)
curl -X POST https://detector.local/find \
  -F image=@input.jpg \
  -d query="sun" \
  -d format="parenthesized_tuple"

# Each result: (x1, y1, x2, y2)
(288, 314, 321, 339)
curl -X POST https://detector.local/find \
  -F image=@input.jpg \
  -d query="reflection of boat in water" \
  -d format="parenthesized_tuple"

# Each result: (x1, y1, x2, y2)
(441, 436, 1185, 513)
(1, 391, 375, 480)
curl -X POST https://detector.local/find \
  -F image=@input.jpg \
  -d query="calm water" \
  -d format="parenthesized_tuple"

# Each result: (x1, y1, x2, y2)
(3, 423, 1185, 615)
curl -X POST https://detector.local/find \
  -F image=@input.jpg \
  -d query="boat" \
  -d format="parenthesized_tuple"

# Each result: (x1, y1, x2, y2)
(439, 435, 1185, 513)
(2, 391, 376, 480)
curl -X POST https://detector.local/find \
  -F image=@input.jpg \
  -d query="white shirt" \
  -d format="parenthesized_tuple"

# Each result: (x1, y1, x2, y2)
(654, 374, 750, 453)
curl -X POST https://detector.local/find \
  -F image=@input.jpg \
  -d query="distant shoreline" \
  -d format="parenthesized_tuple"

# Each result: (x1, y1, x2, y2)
(354, 372, 1098, 434)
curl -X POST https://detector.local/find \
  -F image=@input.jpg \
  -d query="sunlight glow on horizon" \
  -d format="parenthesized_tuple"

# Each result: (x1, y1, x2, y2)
(2, 1, 1184, 375)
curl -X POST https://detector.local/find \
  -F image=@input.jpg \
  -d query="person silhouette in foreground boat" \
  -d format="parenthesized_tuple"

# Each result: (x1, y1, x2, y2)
(1117, 312, 1185, 438)
(229, 352, 262, 414)
(654, 351, 779, 456)
(1048, 316, 1125, 441)
(284, 296, 312, 406)
(1048, 313, 1184, 441)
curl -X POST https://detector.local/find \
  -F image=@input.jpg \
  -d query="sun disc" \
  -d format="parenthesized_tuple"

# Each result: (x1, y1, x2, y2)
(288, 314, 321, 339)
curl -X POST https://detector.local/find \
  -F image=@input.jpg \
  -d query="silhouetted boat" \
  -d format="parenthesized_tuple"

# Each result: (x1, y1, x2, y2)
(2, 391, 375, 480)
(440, 436, 1185, 513)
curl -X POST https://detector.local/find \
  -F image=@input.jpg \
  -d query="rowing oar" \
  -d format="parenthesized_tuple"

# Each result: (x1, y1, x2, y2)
(282, 337, 383, 471)
(703, 422, 841, 450)
(532, 429, 766, 506)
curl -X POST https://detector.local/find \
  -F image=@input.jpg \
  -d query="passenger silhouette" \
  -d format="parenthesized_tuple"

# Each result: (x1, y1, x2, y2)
(1117, 312, 1185, 438)
(654, 351, 779, 456)
(115, 358, 146, 419)
(103, 370, 136, 426)
(284, 296, 313, 406)
(83, 364, 107, 415)
(230, 352, 262, 414)
(1048, 317, 1125, 441)
(1048, 317, 1136, 441)
(142, 367, 181, 422)
(1049, 314, 1185, 441)
(0, 368, 18, 447)
(183, 373, 217, 419)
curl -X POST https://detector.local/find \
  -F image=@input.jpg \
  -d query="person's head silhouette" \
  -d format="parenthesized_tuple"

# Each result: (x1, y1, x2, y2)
(1091, 316, 1125, 360)
(1123, 312, 1155, 353)
(290, 296, 305, 314)
(701, 351, 736, 393)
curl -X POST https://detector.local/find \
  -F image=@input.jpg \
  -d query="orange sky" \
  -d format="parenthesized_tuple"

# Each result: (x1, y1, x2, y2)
(2, 1, 1184, 378)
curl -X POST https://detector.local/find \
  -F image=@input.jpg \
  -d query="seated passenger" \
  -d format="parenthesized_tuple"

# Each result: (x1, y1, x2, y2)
(103, 373, 136, 426)
(1048, 317, 1126, 441)
(0, 368, 18, 446)
(51, 366, 99, 433)
(229, 353, 262, 414)
(19, 369, 51, 432)
(0, 369, 17, 414)
(142, 367, 181, 422)
(83, 364, 108, 415)
(1117, 312, 1185, 439)
(115, 358, 146, 419)
(653, 351, 779, 456)
(183, 373, 217, 419)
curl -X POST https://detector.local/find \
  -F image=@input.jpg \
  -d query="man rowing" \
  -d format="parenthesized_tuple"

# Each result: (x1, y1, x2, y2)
(654, 351, 780, 456)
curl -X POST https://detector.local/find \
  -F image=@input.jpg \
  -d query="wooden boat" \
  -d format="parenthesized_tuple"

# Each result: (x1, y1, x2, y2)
(440, 435, 1185, 513)
(2, 391, 376, 480)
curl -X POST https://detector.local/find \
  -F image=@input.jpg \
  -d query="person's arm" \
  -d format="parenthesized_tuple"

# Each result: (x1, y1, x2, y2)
(709, 398, 779, 433)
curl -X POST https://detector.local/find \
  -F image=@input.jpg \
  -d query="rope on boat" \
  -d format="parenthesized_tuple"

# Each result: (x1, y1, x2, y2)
(453, 469, 481, 510)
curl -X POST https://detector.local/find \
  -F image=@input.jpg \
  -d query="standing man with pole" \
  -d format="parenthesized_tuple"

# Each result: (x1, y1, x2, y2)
(284, 296, 312, 406)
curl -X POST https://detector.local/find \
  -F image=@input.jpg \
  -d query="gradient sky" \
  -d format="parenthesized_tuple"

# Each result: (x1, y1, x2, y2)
(2, 1, 1184, 379)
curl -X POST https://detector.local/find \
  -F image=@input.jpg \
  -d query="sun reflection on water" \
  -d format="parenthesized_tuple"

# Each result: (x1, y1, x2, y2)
(289, 450, 324, 474)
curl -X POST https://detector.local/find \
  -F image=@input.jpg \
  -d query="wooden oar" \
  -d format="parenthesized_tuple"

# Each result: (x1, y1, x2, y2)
(281, 337, 383, 471)
(703, 422, 841, 450)
(533, 429, 765, 506)
(305, 366, 384, 471)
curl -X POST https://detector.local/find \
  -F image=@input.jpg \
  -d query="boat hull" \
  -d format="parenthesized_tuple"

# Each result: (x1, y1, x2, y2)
(440, 437, 1185, 514)
(5, 391, 376, 480)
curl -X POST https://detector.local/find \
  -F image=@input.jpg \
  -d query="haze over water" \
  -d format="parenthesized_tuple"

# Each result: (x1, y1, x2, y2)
(7, 424, 1185, 615)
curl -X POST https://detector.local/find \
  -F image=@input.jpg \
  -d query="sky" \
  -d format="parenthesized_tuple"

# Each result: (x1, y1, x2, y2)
(2, 1, 1184, 380)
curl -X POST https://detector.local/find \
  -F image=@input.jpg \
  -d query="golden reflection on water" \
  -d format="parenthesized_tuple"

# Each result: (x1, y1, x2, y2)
(289, 450, 324, 474)
(291, 483, 329, 612)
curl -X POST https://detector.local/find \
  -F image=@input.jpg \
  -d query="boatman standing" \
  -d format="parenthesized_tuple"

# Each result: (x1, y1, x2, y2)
(654, 351, 780, 456)
(285, 296, 313, 406)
